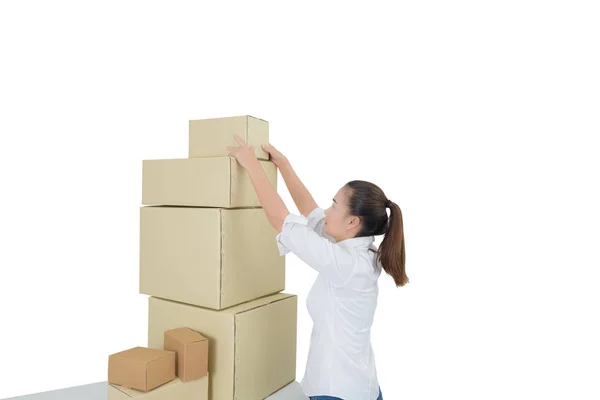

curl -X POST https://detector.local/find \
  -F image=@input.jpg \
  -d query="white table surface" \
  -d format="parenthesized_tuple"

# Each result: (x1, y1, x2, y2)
(2, 379, 309, 400)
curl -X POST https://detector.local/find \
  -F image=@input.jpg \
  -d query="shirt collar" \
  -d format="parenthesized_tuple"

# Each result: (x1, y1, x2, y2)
(336, 235, 375, 248)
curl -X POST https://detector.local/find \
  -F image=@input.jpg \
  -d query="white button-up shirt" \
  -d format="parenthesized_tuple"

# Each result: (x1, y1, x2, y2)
(276, 206, 382, 400)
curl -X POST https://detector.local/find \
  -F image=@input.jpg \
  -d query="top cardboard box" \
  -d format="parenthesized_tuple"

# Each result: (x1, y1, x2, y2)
(189, 115, 270, 160)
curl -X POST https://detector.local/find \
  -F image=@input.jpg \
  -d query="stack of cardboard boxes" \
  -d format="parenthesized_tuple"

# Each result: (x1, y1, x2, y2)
(107, 115, 298, 400)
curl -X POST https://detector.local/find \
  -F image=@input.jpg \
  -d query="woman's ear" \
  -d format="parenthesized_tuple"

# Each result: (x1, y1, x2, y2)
(348, 215, 360, 228)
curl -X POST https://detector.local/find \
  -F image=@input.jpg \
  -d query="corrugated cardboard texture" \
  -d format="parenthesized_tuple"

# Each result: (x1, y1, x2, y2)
(183, 340, 208, 381)
(189, 115, 269, 160)
(139, 206, 285, 310)
(141, 157, 277, 207)
(235, 297, 298, 399)
(108, 376, 209, 399)
(164, 327, 209, 381)
(139, 206, 221, 308)
(220, 208, 285, 309)
(148, 293, 297, 400)
(108, 347, 176, 392)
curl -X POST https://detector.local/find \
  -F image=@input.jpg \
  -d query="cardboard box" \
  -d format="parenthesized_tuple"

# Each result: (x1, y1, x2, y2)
(148, 293, 297, 400)
(139, 206, 285, 310)
(108, 376, 209, 400)
(189, 115, 269, 160)
(164, 327, 209, 381)
(141, 157, 277, 207)
(108, 347, 176, 392)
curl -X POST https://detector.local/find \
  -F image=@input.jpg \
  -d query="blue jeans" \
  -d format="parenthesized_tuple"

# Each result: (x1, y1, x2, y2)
(309, 386, 383, 400)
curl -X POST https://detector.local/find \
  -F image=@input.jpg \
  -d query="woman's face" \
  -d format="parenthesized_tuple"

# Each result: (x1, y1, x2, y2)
(324, 186, 361, 241)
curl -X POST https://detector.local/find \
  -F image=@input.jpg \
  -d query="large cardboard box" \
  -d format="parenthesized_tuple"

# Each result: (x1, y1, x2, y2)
(164, 327, 209, 381)
(139, 206, 285, 310)
(108, 347, 176, 392)
(189, 115, 269, 160)
(141, 157, 277, 207)
(108, 376, 209, 400)
(148, 293, 298, 400)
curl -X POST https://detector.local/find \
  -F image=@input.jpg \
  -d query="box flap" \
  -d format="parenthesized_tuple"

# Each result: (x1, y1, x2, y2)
(247, 115, 268, 122)
(165, 327, 207, 344)
(110, 347, 172, 364)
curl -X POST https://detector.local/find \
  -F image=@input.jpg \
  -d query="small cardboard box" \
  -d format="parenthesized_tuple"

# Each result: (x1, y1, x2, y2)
(139, 206, 285, 310)
(108, 376, 209, 400)
(164, 327, 209, 381)
(108, 347, 176, 392)
(148, 293, 297, 400)
(141, 157, 277, 207)
(189, 115, 269, 160)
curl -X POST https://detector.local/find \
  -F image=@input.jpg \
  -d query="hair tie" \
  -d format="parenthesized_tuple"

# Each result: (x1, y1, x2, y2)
(385, 199, 392, 208)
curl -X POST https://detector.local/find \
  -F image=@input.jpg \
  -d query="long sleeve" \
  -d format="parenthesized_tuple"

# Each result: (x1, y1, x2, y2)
(306, 206, 337, 242)
(306, 206, 326, 235)
(276, 212, 357, 286)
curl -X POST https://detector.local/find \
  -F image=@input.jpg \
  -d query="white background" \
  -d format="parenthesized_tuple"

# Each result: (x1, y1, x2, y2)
(1, 1, 599, 399)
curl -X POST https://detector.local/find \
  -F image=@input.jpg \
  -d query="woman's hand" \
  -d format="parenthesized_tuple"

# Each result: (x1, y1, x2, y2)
(226, 134, 259, 170)
(261, 143, 288, 168)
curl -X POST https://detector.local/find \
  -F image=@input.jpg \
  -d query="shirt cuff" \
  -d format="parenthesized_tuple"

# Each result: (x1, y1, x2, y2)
(276, 213, 308, 256)
(306, 206, 325, 229)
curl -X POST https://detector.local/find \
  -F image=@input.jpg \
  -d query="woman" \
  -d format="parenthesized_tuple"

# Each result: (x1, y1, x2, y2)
(227, 135, 407, 400)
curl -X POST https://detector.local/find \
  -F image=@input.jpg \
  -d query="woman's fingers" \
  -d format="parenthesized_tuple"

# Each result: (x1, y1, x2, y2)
(262, 143, 278, 153)
(233, 134, 248, 147)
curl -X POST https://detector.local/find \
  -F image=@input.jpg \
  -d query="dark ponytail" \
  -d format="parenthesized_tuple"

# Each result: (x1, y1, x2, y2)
(345, 180, 408, 288)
